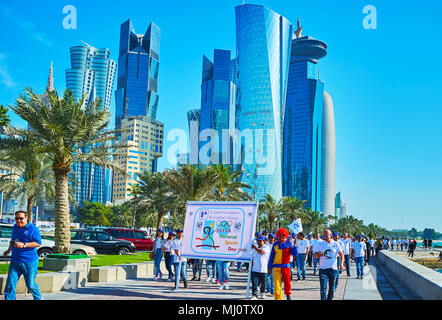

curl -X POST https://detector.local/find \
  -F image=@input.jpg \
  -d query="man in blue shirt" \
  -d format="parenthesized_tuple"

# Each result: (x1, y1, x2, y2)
(2, 210, 42, 300)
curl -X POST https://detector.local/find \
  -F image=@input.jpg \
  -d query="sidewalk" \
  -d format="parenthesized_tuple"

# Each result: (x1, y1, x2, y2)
(6, 259, 386, 300)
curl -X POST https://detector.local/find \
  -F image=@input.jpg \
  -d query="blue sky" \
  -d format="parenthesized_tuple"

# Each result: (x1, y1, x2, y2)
(0, 0, 441, 231)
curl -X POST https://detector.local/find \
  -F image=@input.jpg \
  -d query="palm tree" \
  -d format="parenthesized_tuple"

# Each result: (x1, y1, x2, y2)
(164, 165, 218, 220)
(208, 164, 252, 201)
(302, 208, 329, 234)
(0, 105, 10, 128)
(7, 88, 124, 253)
(259, 194, 283, 233)
(130, 171, 175, 231)
(280, 196, 306, 224)
(111, 202, 133, 228)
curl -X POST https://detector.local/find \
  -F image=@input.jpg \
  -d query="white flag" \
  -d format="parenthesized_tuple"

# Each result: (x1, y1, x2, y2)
(288, 218, 303, 234)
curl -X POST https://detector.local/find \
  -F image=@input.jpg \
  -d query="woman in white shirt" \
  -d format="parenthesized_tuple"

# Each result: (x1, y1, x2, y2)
(162, 232, 175, 281)
(153, 229, 164, 281)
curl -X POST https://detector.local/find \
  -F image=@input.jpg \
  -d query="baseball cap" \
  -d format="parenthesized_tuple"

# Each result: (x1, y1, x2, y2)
(169, 232, 176, 236)
(332, 231, 339, 236)
(176, 228, 184, 233)
(157, 229, 164, 233)
(257, 236, 266, 241)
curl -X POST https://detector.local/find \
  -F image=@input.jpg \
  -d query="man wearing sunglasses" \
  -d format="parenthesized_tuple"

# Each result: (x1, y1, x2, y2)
(2, 210, 42, 300)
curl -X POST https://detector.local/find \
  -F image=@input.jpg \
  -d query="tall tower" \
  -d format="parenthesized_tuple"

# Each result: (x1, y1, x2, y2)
(199, 49, 236, 165)
(321, 91, 336, 218)
(235, 4, 293, 201)
(65, 43, 116, 205)
(283, 20, 331, 214)
(115, 19, 161, 129)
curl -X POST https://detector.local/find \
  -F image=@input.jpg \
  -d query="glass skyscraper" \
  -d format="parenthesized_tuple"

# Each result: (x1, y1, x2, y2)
(235, 4, 293, 201)
(199, 49, 236, 165)
(65, 43, 116, 205)
(115, 19, 161, 129)
(283, 28, 335, 216)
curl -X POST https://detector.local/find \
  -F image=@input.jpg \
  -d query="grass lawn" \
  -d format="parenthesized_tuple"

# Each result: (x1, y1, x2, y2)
(0, 252, 153, 274)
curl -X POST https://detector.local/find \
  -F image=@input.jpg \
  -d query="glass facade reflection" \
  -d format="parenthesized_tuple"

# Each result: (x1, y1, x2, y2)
(283, 34, 329, 212)
(235, 4, 293, 201)
(199, 49, 236, 165)
(65, 43, 116, 206)
(115, 20, 161, 129)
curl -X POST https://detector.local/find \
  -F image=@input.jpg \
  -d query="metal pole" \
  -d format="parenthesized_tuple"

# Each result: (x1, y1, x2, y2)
(245, 258, 252, 299)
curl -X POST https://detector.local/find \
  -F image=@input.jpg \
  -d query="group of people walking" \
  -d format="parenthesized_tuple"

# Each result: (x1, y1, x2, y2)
(151, 227, 374, 301)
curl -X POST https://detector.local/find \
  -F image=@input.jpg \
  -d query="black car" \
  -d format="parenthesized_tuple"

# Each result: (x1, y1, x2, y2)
(70, 229, 136, 255)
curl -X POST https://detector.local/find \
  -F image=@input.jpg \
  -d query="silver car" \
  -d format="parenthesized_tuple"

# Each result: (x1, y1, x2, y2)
(0, 223, 97, 258)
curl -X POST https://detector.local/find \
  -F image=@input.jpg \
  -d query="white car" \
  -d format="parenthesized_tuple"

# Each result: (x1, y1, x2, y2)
(0, 223, 97, 258)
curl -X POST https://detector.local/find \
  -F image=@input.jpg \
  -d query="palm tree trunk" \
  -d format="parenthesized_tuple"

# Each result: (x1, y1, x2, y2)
(27, 196, 34, 223)
(54, 170, 71, 253)
(156, 210, 165, 231)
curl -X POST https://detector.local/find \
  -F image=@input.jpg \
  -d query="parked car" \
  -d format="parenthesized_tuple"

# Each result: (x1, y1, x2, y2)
(70, 229, 136, 255)
(0, 223, 97, 259)
(102, 228, 154, 251)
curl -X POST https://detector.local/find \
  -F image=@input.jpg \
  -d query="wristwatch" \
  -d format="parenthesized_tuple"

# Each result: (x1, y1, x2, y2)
(23, 243, 26, 248)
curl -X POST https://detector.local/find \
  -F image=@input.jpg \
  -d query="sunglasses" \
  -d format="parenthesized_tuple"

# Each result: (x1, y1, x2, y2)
(15, 217, 26, 221)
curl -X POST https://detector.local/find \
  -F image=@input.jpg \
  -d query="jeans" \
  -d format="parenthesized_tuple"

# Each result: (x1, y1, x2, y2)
(236, 262, 242, 271)
(216, 261, 230, 284)
(296, 253, 306, 279)
(153, 248, 163, 277)
(192, 259, 203, 278)
(251, 271, 266, 296)
(164, 252, 174, 279)
(266, 270, 274, 294)
(206, 260, 216, 278)
(334, 257, 341, 290)
(4, 260, 42, 300)
(173, 261, 187, 289)
(307, 251, 313, 267)
(313, 256, 319, 274)
(355, 257, 364, 277)
(319, 268, 338, 300)
(344, 254, 351, 276)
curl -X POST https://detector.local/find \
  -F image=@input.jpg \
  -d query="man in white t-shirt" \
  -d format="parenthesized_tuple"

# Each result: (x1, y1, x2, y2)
(314, 229, 344, 300)
(341, 233, 352, 276)
(250, 236, 271, 300)
(352, 235, 367, 279)
(296, 233, 310, 281)
(172, 228, 188, 290)
(265, 233, 275, 296)
(311, 233, 323, 275)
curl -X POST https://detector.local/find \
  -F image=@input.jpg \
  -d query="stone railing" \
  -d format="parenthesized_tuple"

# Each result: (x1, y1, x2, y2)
(377, 250, 442, 300)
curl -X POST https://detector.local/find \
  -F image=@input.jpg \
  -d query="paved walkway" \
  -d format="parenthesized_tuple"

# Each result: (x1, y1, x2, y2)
(8, 258, 387, 300)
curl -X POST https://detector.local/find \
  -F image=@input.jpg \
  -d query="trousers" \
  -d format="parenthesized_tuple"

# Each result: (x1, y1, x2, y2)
(273, 267, 291, 300)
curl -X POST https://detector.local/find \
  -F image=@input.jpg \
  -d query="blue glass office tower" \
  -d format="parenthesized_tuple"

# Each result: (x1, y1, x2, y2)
(283, 31, 333, 214)
(235, 4, 293, 201)
(199, 49, 236, 165)
(65, 43, 116, 205)
(115, 20, 160, 129)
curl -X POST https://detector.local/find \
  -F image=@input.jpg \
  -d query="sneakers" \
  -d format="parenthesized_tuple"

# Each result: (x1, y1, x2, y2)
(184, 281, 188, 289)
(153, 276, 158, 281)
(286, 295, 291, 300)
(212, 278, 216, 283)
(190, 276, 197, 281)
(196, 277, 201, 281)
(250, 295, 258, 300)
(224, 283, 229, 290)
(219, 285, 224, 290)
(259, 293, 265, 299)
(206, 277, 212, 283)
(167, 278, 172, 282)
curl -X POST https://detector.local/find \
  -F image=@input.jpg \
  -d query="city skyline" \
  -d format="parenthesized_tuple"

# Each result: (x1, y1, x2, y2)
(0, 0, 441, 231)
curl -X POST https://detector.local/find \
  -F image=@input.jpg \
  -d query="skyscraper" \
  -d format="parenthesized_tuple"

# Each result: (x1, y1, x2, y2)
(283, 20, 335, 217)
(65, 43, 117, 205)
(112, 115, 164, 204)
(199, 49, 236, 165)
(235, 4, 293, 201)
(115, 19, 161, 129)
